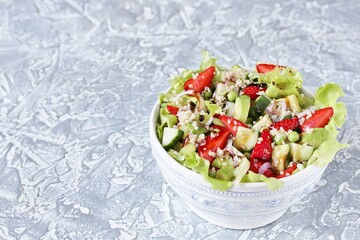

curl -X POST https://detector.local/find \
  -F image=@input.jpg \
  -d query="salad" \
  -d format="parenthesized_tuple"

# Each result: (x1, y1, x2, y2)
(156, 51, 348, 191)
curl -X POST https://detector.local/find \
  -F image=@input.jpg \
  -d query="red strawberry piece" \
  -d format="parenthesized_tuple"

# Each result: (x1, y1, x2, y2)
(270, 116, 299, 131)
(300, 107, 334, 132)
(256, 63, 286, 74)
(198, 125, 231, 163)
(242, 85, 267, 100)
(276, 163, 297, 179)
(184, 66, 216, 93)
(166, 105, 179, 115)
(249, 160, 276, 178)
(218, 115, 248, 136)
(251, 129, 273, 161)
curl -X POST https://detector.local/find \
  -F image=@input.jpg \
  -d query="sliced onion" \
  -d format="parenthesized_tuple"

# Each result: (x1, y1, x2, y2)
(176, 90, 194, 98)
(258, 162, 272, 175)
(204, 116, 214, 126)
(266, 103, 275, 114)
(194, 92, 206, 112)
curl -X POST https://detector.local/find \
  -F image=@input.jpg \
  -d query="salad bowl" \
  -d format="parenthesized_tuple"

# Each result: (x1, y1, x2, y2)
(149, 99, 327, 229)
(149, 52, 347, 229)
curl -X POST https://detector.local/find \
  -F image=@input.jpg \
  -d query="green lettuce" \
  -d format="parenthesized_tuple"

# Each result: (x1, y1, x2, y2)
(241, 171, 284, 191)
(200, 50, 223, 85)
(258, 67, 313, 107)
(314, 82, 347, 128)
(304, 83, 349, 167)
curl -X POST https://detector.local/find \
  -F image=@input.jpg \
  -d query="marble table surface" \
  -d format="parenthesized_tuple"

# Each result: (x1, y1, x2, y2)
(0, 0, 359, 239)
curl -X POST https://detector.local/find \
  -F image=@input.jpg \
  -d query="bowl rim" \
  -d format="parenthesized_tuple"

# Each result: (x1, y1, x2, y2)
(149, 85, 326, 191)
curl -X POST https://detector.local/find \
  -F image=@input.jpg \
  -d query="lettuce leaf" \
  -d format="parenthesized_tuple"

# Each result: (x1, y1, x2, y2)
(200, 50, 222, 85)
(305, 119, 349, 167)
(258, 67, 312, 107)
(241, 171, 284, 191)
(314, 82, 347, 128)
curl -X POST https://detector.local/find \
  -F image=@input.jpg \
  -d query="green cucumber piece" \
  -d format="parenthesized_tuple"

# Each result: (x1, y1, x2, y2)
(290, 143, 315, 162)
(234, 127, 259, 151)
(162, 127, 184, 150)
(252, 114, 272, 132)
(233, 95, 250, 123)
(272, 144, 290, 173)
(249, 94, 271, 120)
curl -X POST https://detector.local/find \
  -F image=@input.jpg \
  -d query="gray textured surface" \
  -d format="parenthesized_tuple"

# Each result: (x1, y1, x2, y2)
(0, 0, 358, 239)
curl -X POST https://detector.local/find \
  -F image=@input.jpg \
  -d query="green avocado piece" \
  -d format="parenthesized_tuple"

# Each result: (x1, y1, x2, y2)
(233, 95, 250, 123)
(290, 143, 315, 162)
(272, 144, 290, 174)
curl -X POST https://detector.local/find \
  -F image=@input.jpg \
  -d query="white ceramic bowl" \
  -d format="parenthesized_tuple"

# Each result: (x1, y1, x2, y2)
(149, 91, 327, 229)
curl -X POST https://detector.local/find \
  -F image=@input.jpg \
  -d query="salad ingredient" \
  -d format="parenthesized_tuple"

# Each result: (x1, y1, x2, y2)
(227, 91, 238, 102)
(300, 107, 334, 132)
(249, 160, 276, 178)
(218, 115, 248, 136)
(234, 127, 259, 151)
(162, 127, 184, 150)
(270, 116, 299, 131)
(287, 131, 300, 143)
(256, 63, 285, 74)
(166, 105, 179, 115)
(184, 66, 215, 92)
(198, 125, 231, 163)
(251, 129, 273, 161)
(276, 163, 298, 179)
(233, 95, 251, 123)
(289, 143, 314, 162)
(272, 144, 290, 173)
(157, 51, 348, 191)
(242, 85, 267, 100)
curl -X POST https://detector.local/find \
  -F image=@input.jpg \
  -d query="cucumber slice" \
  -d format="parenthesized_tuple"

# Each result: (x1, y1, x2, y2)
(272, 144, 290, 174)
(233, 95, 250, 123)
(252, 114, 272, 132)
(290, 143, 314, 162)
(162, 127, 184, 150)
(249, 94, 271, 120)
(234, 127, 259, 151)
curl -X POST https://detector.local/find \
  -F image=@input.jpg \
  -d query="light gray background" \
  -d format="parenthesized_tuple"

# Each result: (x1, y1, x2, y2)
(0, 0, 359, 239)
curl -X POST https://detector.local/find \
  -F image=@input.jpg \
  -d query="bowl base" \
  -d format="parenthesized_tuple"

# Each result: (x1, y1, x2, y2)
(188, 204, 287, 230)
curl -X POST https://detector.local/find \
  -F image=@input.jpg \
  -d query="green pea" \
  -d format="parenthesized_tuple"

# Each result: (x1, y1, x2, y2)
(227, 91, 238, 102)
(274, 135, 286, 145)
(288, 131, 299, 143)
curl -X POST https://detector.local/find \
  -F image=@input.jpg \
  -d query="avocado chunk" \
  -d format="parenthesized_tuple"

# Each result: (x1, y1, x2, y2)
(285, 94, 301, 112)
(234, 127, 258, 151)
(272, 144, 290, 174)
(290, 143, 315, 162)
(252, 114, 272, 132)
(233, 95, 250, 123)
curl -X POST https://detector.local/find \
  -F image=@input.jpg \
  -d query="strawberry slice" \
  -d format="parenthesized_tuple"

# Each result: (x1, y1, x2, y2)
(198, 125, 231, 163)
(184, 66, 216, 93)
(251, 129, 273, 161)
(218, 115, 248, 136)
(300, 107, 334, 132)
(276, 163, 297, 179)
(270, 116, 299, 131)
(242, 85, 267, 100)
(256, 63, 285, 74)
(249, 160, 276, 178)
(166, 105, 179, 115)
